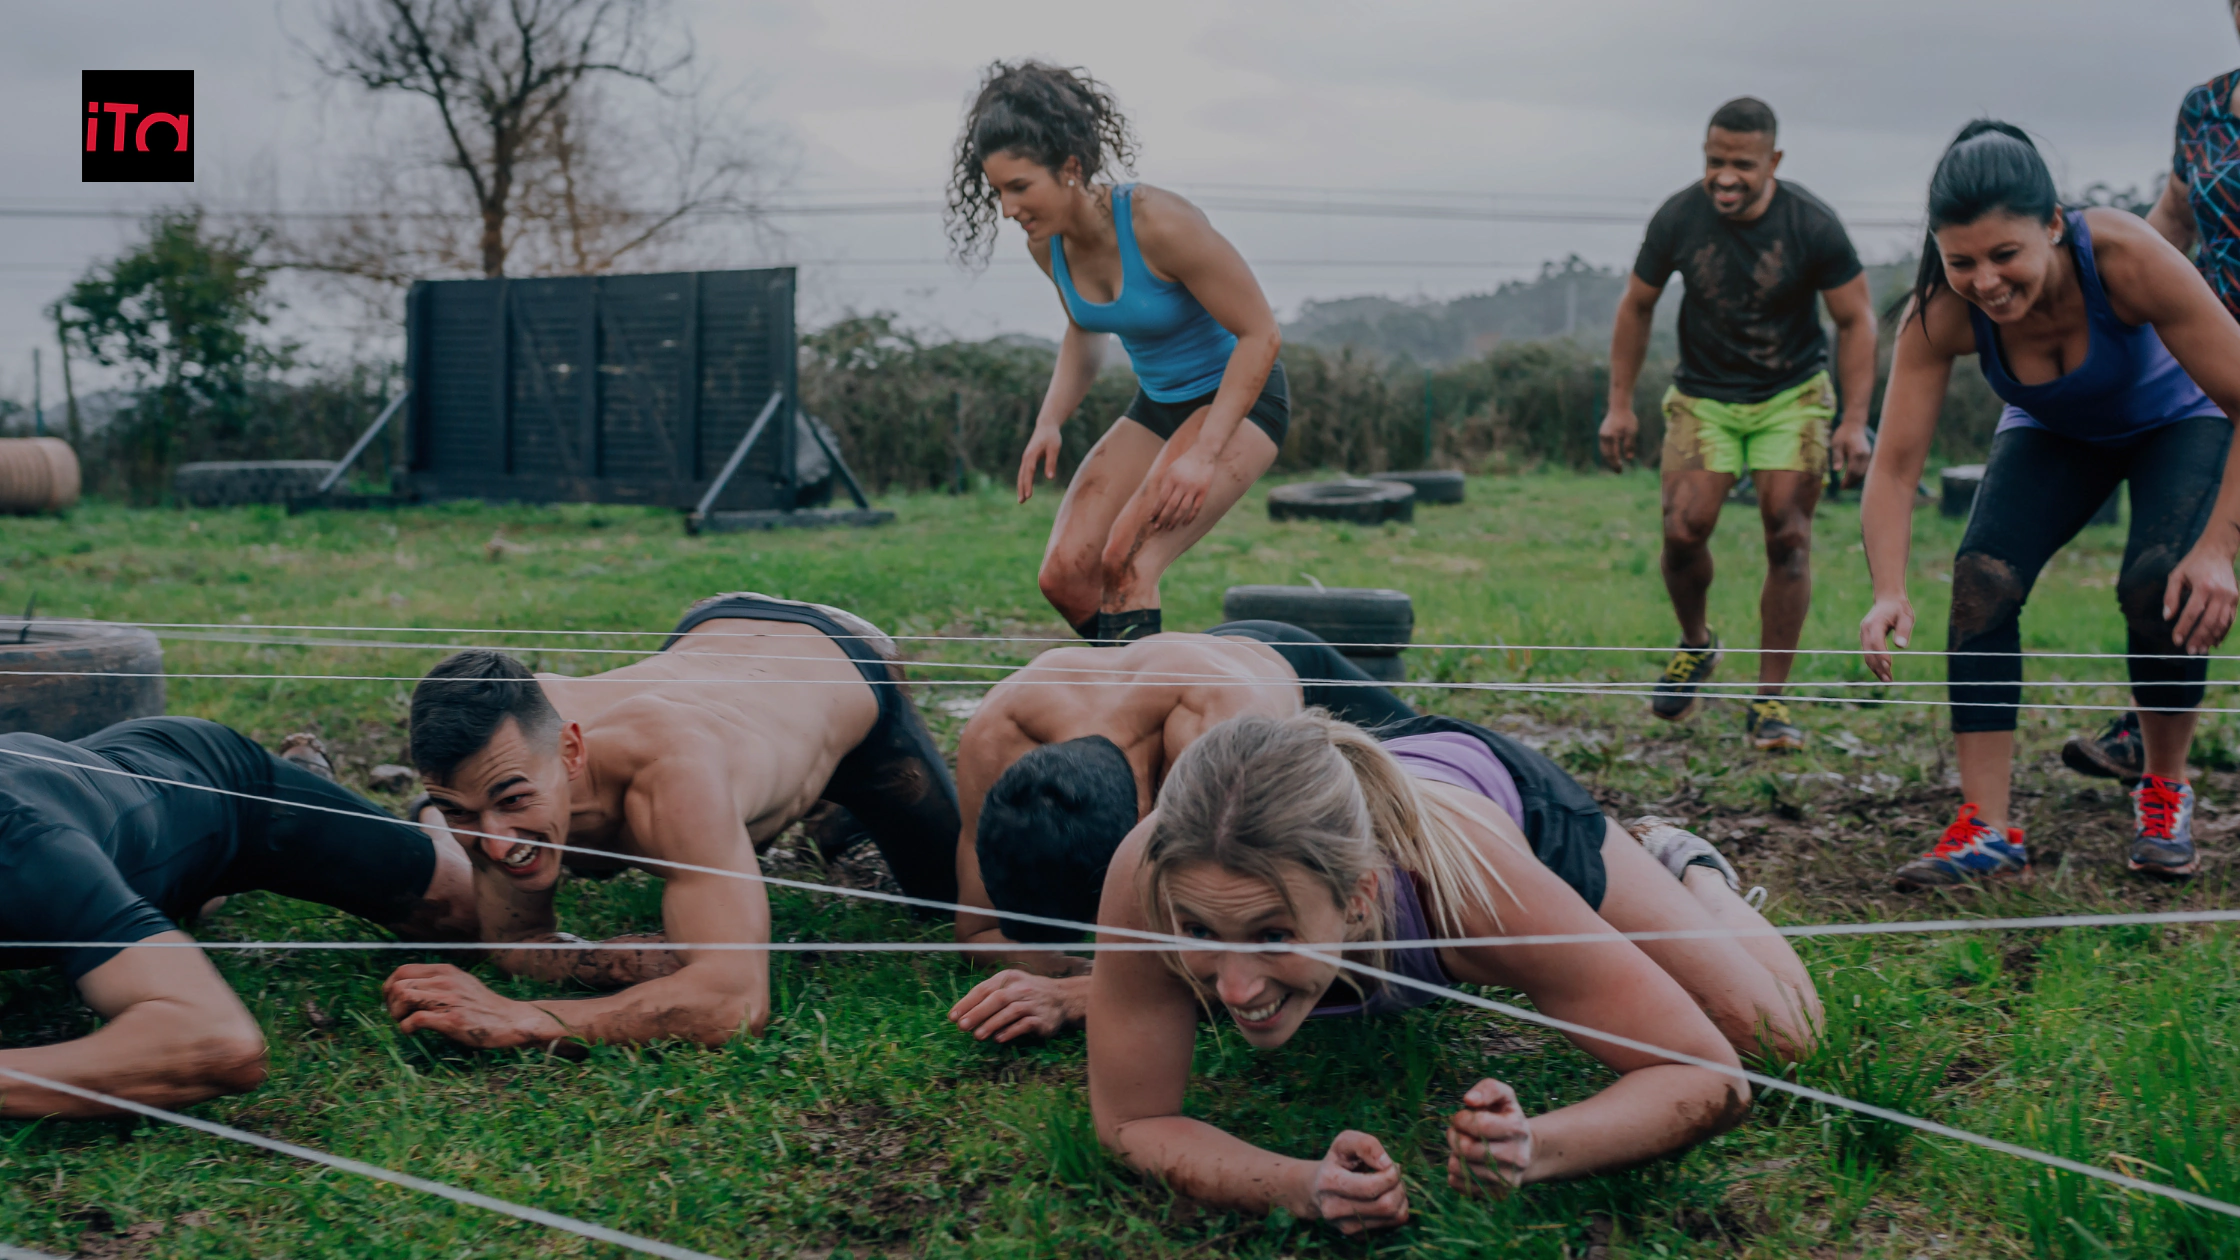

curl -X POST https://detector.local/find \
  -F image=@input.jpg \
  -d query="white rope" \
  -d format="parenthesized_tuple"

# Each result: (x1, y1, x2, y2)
(5, 745, 2235, 1222)
(0, 1067, 727, 1259)
(0, 1244, 66, 1260)
(0, 667, 2217, 715)
(1309, 950, 2240, 1221)
(13, 629, 2213, 690)
(21, 616, 2240, 662)
(15, 908, 2240, 956)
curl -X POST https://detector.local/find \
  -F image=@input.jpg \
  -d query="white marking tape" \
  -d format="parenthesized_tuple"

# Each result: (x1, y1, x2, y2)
(0, 1067, 727, 1260)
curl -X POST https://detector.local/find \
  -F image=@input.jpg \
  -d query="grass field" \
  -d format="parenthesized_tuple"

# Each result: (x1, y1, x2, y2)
(3, 469, 2238, 1258)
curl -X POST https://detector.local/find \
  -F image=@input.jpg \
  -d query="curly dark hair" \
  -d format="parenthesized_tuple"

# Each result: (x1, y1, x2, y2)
(945, 60, 1139, 268)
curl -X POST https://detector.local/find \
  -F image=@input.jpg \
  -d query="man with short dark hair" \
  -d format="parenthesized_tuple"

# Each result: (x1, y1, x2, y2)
(946, 623, 1414, 1043)
(380, 593, 960, 1050)
(0, 719, 475, 1118)
(1601, 96, 1878, 750)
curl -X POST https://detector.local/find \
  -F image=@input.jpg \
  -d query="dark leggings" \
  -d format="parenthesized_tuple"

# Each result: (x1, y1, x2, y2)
(1205, 619, 1419, 730)
(1949, 417, 2232, 732)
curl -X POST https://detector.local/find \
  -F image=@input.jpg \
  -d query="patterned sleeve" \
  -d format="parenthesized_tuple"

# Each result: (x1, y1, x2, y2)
(2175, 83, 2211, 182)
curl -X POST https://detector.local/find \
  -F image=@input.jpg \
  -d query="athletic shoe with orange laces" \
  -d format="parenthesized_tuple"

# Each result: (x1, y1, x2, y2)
(2128, 774, 2200, 880)
(1890, 804, 2028, 891)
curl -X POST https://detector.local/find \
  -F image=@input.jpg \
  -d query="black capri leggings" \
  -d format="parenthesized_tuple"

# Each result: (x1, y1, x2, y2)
(1948, 416, 2232, 732)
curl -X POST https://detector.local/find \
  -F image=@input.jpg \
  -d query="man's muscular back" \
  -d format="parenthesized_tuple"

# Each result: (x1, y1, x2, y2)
(962, 634, 1301, 820)
(540, 619, 883, 861)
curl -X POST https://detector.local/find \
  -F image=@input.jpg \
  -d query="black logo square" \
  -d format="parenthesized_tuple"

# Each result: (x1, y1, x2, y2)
(82, 70, 193, 183)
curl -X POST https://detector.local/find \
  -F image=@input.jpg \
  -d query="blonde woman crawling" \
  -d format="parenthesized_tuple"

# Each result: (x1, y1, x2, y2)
(1088, 712, 1821, 1232)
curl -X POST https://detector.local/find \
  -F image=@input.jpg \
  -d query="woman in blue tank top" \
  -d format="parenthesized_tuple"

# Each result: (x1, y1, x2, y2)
(1861, 122, 2240, 890)
(947, 61, 1288, 645)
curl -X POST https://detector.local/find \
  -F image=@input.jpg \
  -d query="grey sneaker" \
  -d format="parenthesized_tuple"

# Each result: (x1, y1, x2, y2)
(2063, 711, 2144, 785)
(1625, 816, 1741, 892)
(1651, 636, 1721, 721)
(2129, 774, 2200, 879)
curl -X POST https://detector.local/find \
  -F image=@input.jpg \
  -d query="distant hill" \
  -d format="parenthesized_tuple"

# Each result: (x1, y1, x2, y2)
(1282, 254, 1926, 367)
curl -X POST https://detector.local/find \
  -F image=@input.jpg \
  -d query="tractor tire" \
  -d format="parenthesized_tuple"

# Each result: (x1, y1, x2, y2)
(1267, 479, 1415, 525)
(1367, 469, 1464, 505)
(175, 461, 339, 508)
(0, 620, 165, 741)
(1219, 585, 1414, 656)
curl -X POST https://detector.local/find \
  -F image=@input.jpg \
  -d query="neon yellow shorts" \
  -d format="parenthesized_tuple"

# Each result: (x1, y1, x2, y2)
(1660, 372, 1832, 477)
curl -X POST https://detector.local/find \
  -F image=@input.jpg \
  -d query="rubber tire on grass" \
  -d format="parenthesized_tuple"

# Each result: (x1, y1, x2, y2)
(1268, 479, 1415, 525)
(1367, 469, 1464, 505)
(0, 620, 165, 741)
(1220, 585, 1414, 657)
(175, 461, 340, 508)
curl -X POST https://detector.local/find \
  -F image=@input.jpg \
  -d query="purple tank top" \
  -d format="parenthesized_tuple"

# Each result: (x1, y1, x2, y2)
(1308, 733, 1526, 1018)
(1971, 209, 2222, 445)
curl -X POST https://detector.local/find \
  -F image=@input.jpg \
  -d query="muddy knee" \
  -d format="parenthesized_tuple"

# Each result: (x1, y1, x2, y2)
(1663, 510, 1717, 552)
(1948, 552, 2027, 644)
(1764, 518, 1813, 577)
(1038, 556, 1101, 625)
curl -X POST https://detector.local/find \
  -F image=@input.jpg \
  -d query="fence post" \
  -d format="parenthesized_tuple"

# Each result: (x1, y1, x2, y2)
(950, 389, 967, 494)
(1420, 370, 1434, 467)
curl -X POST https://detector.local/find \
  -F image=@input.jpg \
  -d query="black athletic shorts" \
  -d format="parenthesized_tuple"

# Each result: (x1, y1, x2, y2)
(1204, 619, 1417, 730)
(664, 594, 961, 906)
(1374, 714, 1608, 910)
(1122, 358, 1289, 447)
(0, 717, 435, 981)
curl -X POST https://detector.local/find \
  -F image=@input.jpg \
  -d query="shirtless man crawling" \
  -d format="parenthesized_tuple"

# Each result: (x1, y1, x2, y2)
(381, 594, 960, 1050)
(947, 620, 1414, 1043)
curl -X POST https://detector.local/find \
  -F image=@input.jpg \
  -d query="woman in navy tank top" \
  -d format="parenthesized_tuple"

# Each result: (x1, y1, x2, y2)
(1861, 122, 2240, 889)
(947, 62, 1288, 645)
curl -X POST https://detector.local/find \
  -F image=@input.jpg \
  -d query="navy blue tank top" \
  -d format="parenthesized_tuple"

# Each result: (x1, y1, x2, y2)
(1050, 184, 1237, 402)
(1971, 209, 2222, 444)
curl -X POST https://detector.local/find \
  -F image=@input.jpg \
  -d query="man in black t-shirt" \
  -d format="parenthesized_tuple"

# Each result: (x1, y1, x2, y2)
(0, 718, 475, 1118)
(1600, 96, 1877, 751)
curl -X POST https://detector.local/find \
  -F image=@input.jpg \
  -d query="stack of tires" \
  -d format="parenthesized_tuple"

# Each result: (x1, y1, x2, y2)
(175, 461, 339, 508)
(1222, 585, 1414, 683)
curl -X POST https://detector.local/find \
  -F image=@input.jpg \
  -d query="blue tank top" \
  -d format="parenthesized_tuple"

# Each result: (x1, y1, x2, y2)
(1970, 209, 2222, 444)
(1050, 184, 1237, 402)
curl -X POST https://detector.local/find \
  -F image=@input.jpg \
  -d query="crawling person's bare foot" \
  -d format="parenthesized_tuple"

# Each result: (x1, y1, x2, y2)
(276, 732, 335, 782)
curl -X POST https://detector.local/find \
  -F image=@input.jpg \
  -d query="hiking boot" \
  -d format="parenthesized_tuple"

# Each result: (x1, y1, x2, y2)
(2129, 774, 2200, 879)
(1626, 815, 1742, 892)
(276, 732, 336, 782)
(1651, 635, 1721, 721)
(1744, 698, 1806, 751)
(2062, 711, 2144, 785)
(1891, 804, 2028, 891)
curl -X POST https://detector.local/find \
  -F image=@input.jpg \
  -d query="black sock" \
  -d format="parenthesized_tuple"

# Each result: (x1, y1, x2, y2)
(1103, 609, 1162, 644)
(1071, 613, 1103, 642)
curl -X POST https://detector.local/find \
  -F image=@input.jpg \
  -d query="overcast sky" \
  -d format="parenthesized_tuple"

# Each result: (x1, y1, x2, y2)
(4, 0, 2237, 403)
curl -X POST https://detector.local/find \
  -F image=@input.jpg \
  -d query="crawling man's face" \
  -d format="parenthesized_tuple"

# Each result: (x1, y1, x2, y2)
(424, 716, 578, 894)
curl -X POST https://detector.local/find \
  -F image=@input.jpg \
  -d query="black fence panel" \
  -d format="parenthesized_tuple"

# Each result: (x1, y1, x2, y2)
(405, 268, 796, 509)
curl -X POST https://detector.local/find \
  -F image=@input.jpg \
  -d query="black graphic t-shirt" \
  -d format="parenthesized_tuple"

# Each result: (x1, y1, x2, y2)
(1633, 181, 1863, 404)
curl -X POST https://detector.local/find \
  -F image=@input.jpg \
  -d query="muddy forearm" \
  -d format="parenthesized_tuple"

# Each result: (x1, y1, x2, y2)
(1516, 1066, 1746, 1184)
(521, 968, 764, 1048)
(493, 934, 685, 990)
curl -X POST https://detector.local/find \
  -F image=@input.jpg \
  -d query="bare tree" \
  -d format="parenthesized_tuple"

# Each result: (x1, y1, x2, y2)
(299, 0, 762, 282)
